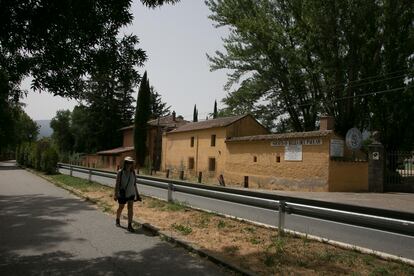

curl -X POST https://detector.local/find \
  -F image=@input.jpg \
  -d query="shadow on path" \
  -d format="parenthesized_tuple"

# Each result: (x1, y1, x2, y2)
(0, 193, 224, 275)
(0, 194, 95, 252)
(0, 246, 221, 276)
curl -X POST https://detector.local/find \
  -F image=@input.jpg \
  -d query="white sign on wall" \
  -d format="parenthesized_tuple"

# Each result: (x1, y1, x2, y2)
(271, 138, 322, 147)
(284, 144, 303, 161)
(330, 139, 344, 157)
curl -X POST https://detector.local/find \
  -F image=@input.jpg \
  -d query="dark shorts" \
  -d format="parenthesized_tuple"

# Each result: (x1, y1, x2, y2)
(118, 196, 135, 204)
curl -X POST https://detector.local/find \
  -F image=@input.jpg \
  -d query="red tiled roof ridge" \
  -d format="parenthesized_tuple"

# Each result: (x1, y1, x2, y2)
(96, 146, 134, 155)
(226, 130, 334, 142)
(169, 114, 249, 134)
(119, 115, 188, 131)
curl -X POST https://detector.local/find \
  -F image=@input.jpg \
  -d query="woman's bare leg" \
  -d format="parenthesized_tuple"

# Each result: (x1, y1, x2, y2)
(117, 204, 125, 220)
(127, 201, 134, 225)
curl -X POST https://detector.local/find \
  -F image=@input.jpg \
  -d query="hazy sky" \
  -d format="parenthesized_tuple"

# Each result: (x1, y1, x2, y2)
(23, 0, 230, 121)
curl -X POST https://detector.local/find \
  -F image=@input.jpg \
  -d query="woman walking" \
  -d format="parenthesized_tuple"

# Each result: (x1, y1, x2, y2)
(114, 156, 140, 232)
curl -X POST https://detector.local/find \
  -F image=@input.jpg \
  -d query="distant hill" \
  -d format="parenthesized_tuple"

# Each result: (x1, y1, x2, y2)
(36, 120, 53, 139)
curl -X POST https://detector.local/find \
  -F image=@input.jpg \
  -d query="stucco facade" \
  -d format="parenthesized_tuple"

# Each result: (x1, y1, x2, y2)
(224, 135, 332, 191)
(162, 115, 269, 178)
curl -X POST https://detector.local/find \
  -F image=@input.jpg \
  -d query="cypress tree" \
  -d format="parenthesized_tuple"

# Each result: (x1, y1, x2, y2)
(213, 100, 218, 119)
(193, 104, 198, 122)
(134, 72, 151, 167)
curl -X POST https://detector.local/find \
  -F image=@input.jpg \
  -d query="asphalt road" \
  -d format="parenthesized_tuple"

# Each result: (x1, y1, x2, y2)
(0, 162, 228, 276)
(60, 167, 414, 261)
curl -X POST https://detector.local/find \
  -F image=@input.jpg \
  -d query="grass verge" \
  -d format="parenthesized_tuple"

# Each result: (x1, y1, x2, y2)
(42, 173, 414, 276)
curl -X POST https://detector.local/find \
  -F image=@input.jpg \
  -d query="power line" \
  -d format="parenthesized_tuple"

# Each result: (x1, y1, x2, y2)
(292, 85, 413, 109)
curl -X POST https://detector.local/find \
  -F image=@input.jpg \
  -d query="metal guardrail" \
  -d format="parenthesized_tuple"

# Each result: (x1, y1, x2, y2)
(58, 163, 414, 236)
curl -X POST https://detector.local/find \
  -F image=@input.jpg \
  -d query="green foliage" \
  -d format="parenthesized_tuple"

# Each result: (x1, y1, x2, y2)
(40, 146, 59, 174)
(217, 220, 226, 229)
(150, 86, 171, 119)
(49, 174, 103, 191)
(1, 0, 176, 155)
(193, 104, 198, 122)
(213, 100, 218, 119)
(171, 223, 193, 235)
(50, 110, 74, 154)
(0, 104, 38, 157)
(206, 0, 414, 149)
(134, 71, 152, 167)
(17, 138, 58, 174)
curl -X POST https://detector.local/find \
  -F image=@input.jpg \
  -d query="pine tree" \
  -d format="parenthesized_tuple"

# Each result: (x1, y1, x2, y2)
(150, 86, 171, 119)
(193, 105, 198, 122)
(134, 72, 152, 167)
(213, 100, 218, 119)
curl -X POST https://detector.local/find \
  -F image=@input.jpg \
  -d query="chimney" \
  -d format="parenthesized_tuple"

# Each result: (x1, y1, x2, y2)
(172, 111, 176, 121)
(319, 115, 334, 131)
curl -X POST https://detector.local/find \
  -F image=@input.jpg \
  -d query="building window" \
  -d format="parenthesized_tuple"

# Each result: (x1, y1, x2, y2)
(211, 135, 216, 147)
(208, 158, 216, 171)
(188, 157, 195, 170)
(276, 155, 281, 163)
(190, 136, 195, 147)
(253, 156, 257, 162)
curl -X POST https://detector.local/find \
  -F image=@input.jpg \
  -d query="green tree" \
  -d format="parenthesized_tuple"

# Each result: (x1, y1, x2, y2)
(134, 72, 152, 167)
(193, 105, 198, 122)
(1, 104, 38, 158)
(1, 0, 179, 153)
(206, 0, 414, 149)
(213, 100, 218, 119)
(82, 35, 146, 152)
(41, 146, 59, 174)
(150, 86, 171, 119)
(71, 106, 93, 153)
(50, 110, 74, 154)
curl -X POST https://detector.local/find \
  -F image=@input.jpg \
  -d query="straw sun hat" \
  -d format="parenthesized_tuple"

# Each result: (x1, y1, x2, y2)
(124, 156, 135, 163)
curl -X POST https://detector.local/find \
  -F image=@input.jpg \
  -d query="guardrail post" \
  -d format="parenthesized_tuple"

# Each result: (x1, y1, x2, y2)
(88, 169, 92, 183)
(198, 172, 202, 183)
(244, 176, 249, 188)
(278, 200, 286, 236)
(179, 170, 184, 180)
(70, 165, 73, 177)
(167, 182, 173, 202)
(166, 169, 170, 178)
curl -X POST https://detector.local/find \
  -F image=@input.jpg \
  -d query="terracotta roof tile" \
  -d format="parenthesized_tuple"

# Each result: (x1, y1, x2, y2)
(119, 115, 188, 131)
(96, 146, 134, 155)
(226, 130, 334, 142)
(169, 115, 248, 133)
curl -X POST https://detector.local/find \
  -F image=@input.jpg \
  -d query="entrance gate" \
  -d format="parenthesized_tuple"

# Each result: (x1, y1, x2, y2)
(385, 150, 414, 192)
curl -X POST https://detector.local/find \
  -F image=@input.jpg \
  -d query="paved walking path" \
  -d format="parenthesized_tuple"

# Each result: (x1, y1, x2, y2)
(0, 161, 228, 275)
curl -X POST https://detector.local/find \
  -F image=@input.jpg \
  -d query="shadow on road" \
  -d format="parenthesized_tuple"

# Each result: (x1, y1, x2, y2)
(0, 194, 222, 275)
(0, 194, 94, 253)
(0, 246, 218, 276)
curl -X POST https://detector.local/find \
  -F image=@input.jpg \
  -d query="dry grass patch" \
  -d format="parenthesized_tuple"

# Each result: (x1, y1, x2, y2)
(47, 173, 414, 276)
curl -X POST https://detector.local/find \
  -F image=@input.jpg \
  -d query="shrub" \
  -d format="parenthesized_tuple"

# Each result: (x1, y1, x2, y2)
(35, 139, 51, 170)
(15, 145, 21, 164)
(40, 147, 59, 174)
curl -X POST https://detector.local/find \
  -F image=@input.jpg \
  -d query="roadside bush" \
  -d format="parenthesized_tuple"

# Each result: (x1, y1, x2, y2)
(41, 147, 59, 174)
(27, 143, 37, 168)
(15, 145, 21, 164)
(35, 139, 51, 170)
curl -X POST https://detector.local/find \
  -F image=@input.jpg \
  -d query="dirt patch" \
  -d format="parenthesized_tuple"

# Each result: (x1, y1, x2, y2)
(47, 174, 414, 276)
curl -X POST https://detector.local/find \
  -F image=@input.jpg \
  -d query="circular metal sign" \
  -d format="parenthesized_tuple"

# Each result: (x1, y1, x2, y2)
(345, 128, 362, 150)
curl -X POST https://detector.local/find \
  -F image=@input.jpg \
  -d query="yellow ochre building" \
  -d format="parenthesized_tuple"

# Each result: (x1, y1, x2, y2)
(162, 115, 368, 192)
